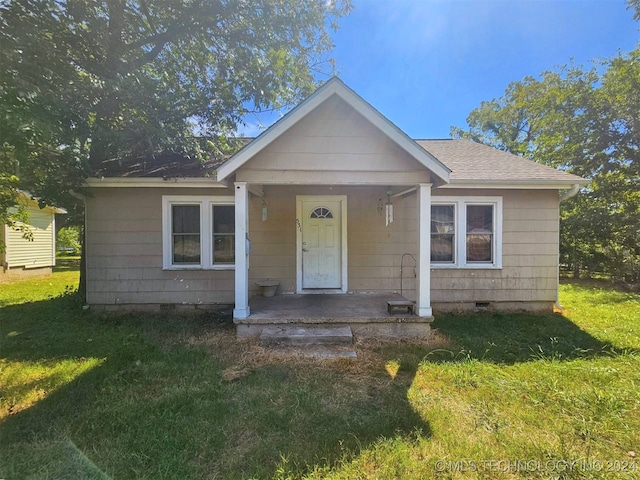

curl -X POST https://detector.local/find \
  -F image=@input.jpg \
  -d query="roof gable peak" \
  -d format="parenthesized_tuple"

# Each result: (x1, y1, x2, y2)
(216, 77, 450, 183)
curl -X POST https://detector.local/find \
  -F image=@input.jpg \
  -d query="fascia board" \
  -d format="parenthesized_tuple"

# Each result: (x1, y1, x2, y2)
(332, 83, 451, 182)
(86, 177, 227, 188)
(15, 191, 66, 214)
(439, 178, 590, 189)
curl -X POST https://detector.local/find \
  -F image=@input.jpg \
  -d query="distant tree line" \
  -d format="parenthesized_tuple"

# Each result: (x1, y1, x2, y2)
(452, 4, 640, 284)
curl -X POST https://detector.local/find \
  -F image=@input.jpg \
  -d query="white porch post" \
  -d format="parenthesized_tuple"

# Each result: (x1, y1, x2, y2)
(416, 183, 433, 317)
(234, 182, 250, 319)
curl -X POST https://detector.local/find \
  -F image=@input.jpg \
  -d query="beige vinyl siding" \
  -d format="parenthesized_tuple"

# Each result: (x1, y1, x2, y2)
(251, 187, 558, 310)
(347, 188, 417, 293)
(86, 187, 235, 306)
(248, 186, 298, 293)
(431, 189, 559, 310)
(236, 95, 431, 185)
(248, 185, 417, 295)
(87, 184, 560, 312)
(5, 205, 55, 269)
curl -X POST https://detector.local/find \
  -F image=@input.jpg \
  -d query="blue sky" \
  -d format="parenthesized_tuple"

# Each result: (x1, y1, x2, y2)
(241, 0, 639, 139)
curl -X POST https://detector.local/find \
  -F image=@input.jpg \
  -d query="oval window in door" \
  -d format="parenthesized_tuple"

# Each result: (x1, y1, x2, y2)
(310, 207, 334, 219)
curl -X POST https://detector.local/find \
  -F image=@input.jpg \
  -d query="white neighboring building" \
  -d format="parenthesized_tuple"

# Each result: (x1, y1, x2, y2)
(1, 193, 66, 282)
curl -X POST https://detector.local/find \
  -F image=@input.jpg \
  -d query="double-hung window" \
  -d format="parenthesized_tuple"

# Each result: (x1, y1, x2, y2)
(431, 196, 502, 268)
(162, 196, 235, 269)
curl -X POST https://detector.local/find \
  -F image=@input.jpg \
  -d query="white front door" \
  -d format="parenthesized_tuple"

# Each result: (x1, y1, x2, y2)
(297, 196, 346, 291)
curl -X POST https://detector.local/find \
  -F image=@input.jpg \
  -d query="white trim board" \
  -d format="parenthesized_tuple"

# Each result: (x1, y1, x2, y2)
(430, 195, 503, 269)
(161, 195, 235, 270)
(439, 179, 589, 190)
(88, 177, 228, 188)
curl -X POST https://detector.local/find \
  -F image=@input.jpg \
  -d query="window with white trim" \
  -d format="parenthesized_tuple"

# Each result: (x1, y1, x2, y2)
(162, 196, 235, 269)
(431, 196, 502, 268)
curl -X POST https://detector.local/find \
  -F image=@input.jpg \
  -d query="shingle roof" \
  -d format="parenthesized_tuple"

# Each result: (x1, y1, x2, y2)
(416, 139, 586, 185)
(93, 138, 253, 178)
(95, 152, 225, 178)
(94, 137, 585, 187)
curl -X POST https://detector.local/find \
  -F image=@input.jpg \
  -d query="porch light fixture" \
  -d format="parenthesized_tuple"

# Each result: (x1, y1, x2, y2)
(385, 189, 394, 226)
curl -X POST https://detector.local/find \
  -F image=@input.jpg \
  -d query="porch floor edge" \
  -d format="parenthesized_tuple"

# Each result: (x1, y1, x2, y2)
(237, 321, 433, 339)
(233, 315, 434, 325)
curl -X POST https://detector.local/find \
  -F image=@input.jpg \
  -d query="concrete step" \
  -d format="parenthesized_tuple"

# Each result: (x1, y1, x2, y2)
(259, 325, 353, 346)
(269, 345, 358, 359)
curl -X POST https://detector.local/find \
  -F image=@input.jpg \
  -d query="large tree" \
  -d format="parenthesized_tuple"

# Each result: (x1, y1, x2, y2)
(1, 0, 351, 297)
(0, 0, 352, 216)
(451, 51, 640, 282)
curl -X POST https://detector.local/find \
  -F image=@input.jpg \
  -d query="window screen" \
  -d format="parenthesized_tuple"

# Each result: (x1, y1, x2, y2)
(466, 205, 493, 263)
(172, 205, 201, 264)
(431, 205, 455, 263)
(212, 205, 235, 264)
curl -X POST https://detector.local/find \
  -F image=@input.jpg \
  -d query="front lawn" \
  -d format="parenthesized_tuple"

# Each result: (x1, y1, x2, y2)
(1, 268, 638, 479)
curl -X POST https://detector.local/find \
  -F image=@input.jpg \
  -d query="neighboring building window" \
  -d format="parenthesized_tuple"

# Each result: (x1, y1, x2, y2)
(162, 196, 235, 269)
(431, 196, 502, 268)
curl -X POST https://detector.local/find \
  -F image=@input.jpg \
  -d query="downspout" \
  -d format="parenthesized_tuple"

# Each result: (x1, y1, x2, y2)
(559, 183, 580, 202)
(555, 183, 581, 311)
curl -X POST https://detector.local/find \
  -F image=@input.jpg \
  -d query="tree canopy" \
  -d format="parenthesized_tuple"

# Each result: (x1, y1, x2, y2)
(0, 0, 352, 222)
(452, 50, 640, 282)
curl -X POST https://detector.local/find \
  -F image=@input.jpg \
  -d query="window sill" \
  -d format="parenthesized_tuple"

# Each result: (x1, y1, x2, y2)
(431, 264, 502, 270)
(163, 265, 236, 271)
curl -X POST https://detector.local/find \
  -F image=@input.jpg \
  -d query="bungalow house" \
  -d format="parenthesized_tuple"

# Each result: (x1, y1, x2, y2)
(1, 192, 65, 282)
(85, 78, 587, 338)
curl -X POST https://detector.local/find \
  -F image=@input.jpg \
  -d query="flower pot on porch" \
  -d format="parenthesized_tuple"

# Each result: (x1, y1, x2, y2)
(256, 280, 279, 297)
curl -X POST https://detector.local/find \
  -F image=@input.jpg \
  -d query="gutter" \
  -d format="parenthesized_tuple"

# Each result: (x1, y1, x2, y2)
(555, 183, 582, 311)
(69, 190, 86, 201)
(559, 183, 581, 202)
(85, 177, 227, 188)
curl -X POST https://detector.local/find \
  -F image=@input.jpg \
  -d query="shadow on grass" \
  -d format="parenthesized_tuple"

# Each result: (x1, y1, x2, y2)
(53, 256, 81, 272)
(427, 310, 634, 365)
(0, 296, 430, 479)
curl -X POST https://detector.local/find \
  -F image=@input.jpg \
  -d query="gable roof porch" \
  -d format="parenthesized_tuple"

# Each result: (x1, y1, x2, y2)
(223, 79, 448, 323)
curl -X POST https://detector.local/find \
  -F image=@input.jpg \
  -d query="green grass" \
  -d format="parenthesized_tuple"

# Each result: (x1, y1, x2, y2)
(1, 267, 639, 479)
(0, 258, 79, 307)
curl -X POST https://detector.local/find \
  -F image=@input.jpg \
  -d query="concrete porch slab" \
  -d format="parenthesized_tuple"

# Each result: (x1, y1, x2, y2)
(235, 293, 434, 339)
